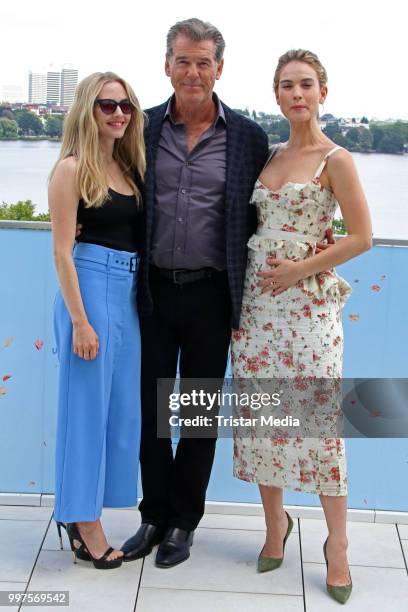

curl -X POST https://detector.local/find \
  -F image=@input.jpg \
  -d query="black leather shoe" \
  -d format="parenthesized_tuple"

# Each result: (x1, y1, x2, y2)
(155, 527, 194, 568)
(121, 523, 165, 562)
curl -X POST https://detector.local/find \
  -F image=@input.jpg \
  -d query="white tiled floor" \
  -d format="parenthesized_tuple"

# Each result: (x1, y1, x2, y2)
(1, 506, 407, 611)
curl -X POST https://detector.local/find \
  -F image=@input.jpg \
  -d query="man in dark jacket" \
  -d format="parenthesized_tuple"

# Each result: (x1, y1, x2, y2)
(121, 17, 269, 568)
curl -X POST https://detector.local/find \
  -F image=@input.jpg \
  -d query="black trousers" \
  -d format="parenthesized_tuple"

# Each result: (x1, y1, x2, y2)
(138, 267, 231, 531)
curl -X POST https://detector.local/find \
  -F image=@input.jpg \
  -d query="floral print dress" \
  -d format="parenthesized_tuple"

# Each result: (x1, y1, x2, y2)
(231, 145, 352, 496)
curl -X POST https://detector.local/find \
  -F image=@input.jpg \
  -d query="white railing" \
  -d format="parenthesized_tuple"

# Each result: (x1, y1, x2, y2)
(1, 220, 407, 247)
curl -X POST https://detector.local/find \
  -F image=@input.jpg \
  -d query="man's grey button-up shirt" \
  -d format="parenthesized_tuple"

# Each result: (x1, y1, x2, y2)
(150, 93, 228, 271)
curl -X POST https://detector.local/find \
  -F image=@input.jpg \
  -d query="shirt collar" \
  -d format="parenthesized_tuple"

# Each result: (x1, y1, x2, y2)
(164, 92, 226, 125)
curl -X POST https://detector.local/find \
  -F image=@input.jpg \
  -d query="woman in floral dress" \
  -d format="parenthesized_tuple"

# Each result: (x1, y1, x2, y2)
(231, 49, 372, 603)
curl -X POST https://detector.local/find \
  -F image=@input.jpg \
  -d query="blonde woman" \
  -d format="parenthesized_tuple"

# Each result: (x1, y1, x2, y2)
(232, 50, 372, 603)
(49, 72, 145, 570)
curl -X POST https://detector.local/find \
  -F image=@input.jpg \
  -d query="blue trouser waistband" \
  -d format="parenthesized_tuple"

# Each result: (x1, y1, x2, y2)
(73, 242, 139, 273)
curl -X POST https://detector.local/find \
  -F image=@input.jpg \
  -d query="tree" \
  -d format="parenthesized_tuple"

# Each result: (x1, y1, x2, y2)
(367, 122, 408, 153)
(346, 127, 360, 143)
(232, 108, 250, 117)
(258, 121, 270, 133)
(323, 122, 341, 139)
(0, 109, 14, 120)
(359, 129, 373, 151)
(361, 116, 369, 124)
(277, 118, 290, 141)
(0, 200, 50, 221)
(45, 115, 64, 138)
(14, 110, 44, 136)
(252, 110, 257, 121)
(370, 125, 384, 150)
(332, 218, 346, 235)
(377, 132, 404, 154)
(331, 133, 349, 148)
(0, 117, 18, 138)
(268, 133, 280, 144)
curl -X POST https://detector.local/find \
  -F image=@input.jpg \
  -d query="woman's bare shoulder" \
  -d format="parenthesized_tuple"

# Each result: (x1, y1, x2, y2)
(55, 155, 77, 174)
(325, 146, 362, 192)
(324, 141, 352, 161)
(50, 156, 77, 190)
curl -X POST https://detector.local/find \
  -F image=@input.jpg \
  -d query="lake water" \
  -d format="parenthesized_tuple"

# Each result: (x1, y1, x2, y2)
(0, 140, 407, 239)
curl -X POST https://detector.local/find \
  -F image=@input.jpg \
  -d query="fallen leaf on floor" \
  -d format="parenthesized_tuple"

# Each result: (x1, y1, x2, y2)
(28, 481, 36, 486)
(369, 410, 382, 417)
(380, 275, 386, 281)
(34, 339, 44, 350)
(353, 279, 359, 283)
(2, 375, 12, 382)
(371, 284, 381, 292)
(0, 387, 7, 396)
(348, 314, 360, 321)
(4, 337, 13, 348)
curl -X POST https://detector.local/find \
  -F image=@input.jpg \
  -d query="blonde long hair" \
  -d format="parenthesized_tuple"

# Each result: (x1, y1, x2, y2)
(50, 71, 146, 207)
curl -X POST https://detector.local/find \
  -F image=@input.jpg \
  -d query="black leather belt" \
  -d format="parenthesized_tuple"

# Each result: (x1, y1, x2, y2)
(150, 266, 220, 285)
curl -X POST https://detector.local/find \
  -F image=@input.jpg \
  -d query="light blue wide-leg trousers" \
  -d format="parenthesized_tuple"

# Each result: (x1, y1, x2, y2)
(53, 242, 141, 522)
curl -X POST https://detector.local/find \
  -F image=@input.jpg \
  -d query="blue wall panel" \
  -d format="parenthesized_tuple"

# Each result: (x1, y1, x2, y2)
(0, 229, 57, 493)
(0, 227, 407, 510)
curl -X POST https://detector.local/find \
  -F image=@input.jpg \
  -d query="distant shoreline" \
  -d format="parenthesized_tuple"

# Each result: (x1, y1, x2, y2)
(1, 136, 406, 155)
(0, 136, 61, 142)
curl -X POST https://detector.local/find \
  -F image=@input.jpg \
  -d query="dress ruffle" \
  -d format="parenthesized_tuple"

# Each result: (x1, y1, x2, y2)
(303, 269, 352, 308)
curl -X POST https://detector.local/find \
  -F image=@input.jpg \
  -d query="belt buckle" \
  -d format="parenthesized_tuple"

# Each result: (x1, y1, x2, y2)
(172, 270, 183, 284)
(130, 256, 137, 273)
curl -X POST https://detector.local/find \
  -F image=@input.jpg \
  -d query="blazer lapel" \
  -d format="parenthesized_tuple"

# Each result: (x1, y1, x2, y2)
(145, 101, 169, 182)
(223, 104, 245, 220)
(144, 101, 169, 249)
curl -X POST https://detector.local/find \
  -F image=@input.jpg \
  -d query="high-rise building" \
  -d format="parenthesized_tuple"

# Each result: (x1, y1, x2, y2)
(46, 70, 60, 104)
(28, 71, 47, 104)
(60, 66, 79, 107)
(27, 65, 78, 107)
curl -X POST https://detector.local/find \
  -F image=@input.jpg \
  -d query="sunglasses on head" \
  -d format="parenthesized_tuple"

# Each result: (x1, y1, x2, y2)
(95, 98, 135, 115)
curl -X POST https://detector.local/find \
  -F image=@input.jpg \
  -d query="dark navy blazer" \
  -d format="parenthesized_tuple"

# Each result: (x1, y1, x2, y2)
(136, 98, 269, 330)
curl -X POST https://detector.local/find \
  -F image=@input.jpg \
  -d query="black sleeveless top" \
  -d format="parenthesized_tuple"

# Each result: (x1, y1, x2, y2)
(76, 189, 141, 253)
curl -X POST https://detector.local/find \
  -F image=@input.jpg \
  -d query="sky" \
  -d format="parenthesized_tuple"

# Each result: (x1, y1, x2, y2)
(1, 0, 407, 120)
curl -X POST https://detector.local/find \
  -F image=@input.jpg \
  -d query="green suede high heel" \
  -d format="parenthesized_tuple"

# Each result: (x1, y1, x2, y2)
(257, 510, 294, 572)
(323, 537, 353, 604)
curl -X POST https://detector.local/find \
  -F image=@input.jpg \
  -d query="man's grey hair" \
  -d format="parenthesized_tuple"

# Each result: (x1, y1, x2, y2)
(166, 18, 225, 62)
